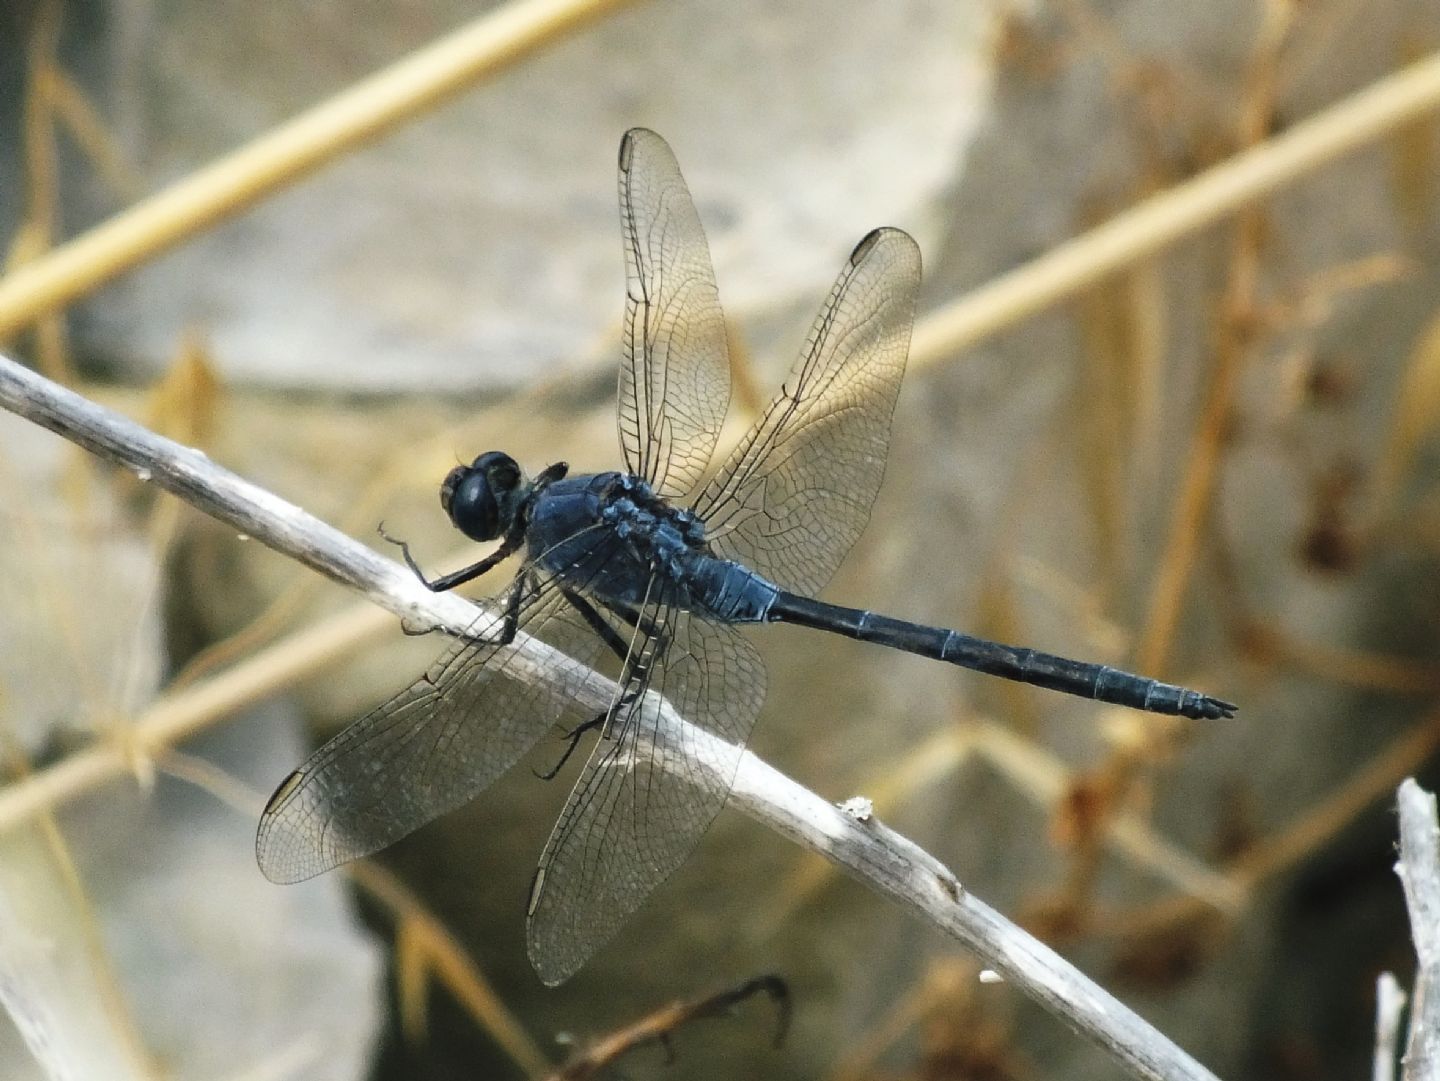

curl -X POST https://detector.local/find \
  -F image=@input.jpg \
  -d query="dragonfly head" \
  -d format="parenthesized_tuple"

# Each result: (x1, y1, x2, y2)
(441, 451, 529, 541)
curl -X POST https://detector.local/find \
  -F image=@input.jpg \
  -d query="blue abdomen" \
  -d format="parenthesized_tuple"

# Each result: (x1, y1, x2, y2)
(681, 558, 779, 623)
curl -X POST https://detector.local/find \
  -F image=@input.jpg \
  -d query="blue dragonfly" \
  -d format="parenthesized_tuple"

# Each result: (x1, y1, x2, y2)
(258, 129, 1234, 985)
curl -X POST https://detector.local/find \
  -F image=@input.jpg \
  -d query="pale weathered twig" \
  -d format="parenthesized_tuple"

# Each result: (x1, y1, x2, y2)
(0, 353, 1221, 1081)
(1375, 972, 1407, 1081)
(1396, 779, 1440, 1081)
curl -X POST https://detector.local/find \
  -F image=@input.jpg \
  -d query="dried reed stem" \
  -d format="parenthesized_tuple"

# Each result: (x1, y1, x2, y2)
(0, 0, 634, 338)
(350, 862, 551, 1077)
(908, 48, 1440, 370)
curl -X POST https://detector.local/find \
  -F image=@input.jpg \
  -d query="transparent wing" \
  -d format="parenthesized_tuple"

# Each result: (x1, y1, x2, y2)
(692, 228, 921, 596)
(616, 127, 732, 499)
(525, 583, 766, 985)
(256, 556, 616, 885)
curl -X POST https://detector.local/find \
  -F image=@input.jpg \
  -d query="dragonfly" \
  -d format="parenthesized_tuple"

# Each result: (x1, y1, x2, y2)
(257, 128, 1235, 985)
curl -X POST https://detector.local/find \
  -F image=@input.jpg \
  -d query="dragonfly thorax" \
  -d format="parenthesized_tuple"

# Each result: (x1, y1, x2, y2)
(601, 475, 706, 551)
(525, 472, 722, 609)
(595, 474, 708, 582)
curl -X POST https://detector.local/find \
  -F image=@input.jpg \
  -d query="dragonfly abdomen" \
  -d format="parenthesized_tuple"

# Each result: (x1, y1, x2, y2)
(766, 593, 1235, 720)
(687, 557, 781, 623)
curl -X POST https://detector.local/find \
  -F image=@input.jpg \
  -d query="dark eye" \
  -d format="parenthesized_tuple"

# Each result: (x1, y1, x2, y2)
(448, 471, 500, 541)
(440, 452, 526, 542)
(474, 451, 520, 491)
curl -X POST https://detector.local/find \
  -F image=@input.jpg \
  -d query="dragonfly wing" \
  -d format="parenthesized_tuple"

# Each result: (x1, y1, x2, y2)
(616, 128, 732, 499)
(525, 586, 766, 985)
(256, 565, 611, 885)
(693, 228, 921, 595)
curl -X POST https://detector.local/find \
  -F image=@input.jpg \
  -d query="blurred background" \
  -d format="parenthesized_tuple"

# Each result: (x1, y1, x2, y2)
(1, 0, 1439, 1078)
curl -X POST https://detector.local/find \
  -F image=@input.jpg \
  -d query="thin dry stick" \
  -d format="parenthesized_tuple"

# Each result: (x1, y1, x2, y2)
(722, 746, 1219, 1081)
(1044, 9, 1298, 928)
(546, 975, 789, 1081)
(1375, 972, 1406, 1081)
(0, 0, 634, 338)
(1135, 0, 1291, 677)
(906, 48, 1440, 372)
(0, 353, 1223, 1081)
(1395, 778, 1440, 1081)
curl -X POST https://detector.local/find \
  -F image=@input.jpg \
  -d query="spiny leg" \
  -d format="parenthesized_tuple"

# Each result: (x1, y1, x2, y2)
(491, 571, 537, 647)
(535, 714, 608, 781)
(379, 522, 522, 592)
(534, 593, 672, 779)
(533, 587, 628, 780)
(560, 587, 631, 663)
(594, 596, 673, 739)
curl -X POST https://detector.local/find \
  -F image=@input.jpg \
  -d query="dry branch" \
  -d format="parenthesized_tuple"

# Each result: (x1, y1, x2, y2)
(0, 353, 1222, 1081)
(1375, 972, 1407, 1081)
(1396, 778, 1440, 1080)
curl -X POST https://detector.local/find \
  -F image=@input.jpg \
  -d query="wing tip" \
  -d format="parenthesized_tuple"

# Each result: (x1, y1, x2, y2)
(619, 127, 666, 172)
(254, 837, 307, 885)
(525, 930, 585, 987)
(849, 226, 921, 270)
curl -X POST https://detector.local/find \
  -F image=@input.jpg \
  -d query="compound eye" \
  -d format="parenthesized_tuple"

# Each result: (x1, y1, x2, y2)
(439, 464, 467, 517)
(474, 451, 520, 494)
(448, 471, 501, 541)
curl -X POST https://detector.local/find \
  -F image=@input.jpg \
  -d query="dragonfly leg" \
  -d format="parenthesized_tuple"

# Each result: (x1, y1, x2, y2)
(535, 663, 663, 780)
(593, 598, 672, 740)
(378, 521, 521, 592)
(534, 593, 674, 778)
(559, 587, 630, 662)
(534, 713, 606, 781)
(494, 572, 535, 645)
(532, 588, 632, 781)
(598, 599, 670, 647)
(447, 569, 532, 645)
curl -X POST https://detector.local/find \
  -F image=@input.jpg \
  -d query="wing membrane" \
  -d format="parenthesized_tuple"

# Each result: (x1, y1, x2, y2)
(525, 580, 766, 984)
(693, 228, 921, 595)
(256, 560, 614, 885)
(616, 128, 732, 499)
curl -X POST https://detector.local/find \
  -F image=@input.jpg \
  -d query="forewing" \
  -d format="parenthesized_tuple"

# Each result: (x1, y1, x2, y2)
(693, 228, 920, 595)
(525, 586, 766, 985)
(616, 128, 732, 499)
(256, 567, 610, 884)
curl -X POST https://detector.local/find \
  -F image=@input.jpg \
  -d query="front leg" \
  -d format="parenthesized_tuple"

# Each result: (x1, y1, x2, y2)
(379, 522, 521, 593)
